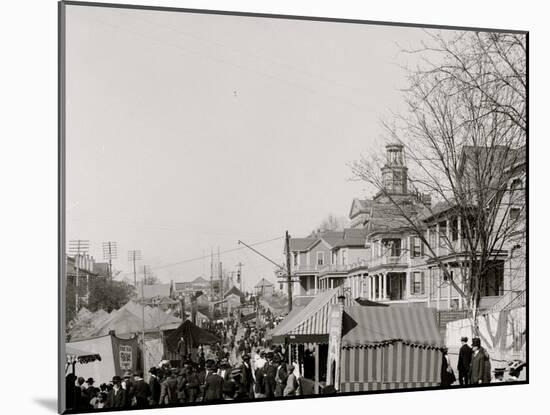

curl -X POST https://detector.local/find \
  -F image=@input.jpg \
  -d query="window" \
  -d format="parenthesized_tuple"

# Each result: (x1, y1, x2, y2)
(509, 208, 521, 222)
(451, 218, 459, 241)
(411, 272, 425, 295)
(384, 239, 401, 256)
(411, 236, 422, 257)
(438, 221, 447, 247)
(293, 252, 299, 267)
(316, 252, 324, 267)
(510, 178, 522, 192)
(443, 270, 454, 282)
(342, 249, 348, 265)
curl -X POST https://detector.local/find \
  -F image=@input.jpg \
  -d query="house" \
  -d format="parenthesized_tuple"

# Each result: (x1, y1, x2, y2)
(301, 142, 525, 314)
(223, 286, 245, 310)
(254, 278, 275, 297)
(174, 276, 224, 299)
(287, 228, 371, 299)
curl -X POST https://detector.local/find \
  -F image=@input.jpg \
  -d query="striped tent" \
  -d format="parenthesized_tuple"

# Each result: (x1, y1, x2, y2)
(339, 306, 445, 392)
(272, 288, 354, 344)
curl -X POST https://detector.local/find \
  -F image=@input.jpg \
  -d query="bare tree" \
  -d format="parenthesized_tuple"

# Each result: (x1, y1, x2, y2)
(317, 213, 349, 232)
(351, 31, 526, 334)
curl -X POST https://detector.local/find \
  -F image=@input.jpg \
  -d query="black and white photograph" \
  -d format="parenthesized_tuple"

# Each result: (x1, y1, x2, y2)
(58, 1, 527, 413)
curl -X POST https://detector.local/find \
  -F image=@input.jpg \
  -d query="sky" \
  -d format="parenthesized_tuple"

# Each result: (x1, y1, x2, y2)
(64, 4, 448, 290)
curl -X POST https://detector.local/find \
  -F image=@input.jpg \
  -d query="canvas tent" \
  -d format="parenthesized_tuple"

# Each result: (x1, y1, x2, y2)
(164, 320, 220, 360)
(66, 332, 139, 385)
(339, 306, 444, 392)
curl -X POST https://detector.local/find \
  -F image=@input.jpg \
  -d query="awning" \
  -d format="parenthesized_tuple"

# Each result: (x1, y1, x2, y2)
(272, 288, 354, 344)
(341, 306, 444, 349)
(65, 345, 102, 364)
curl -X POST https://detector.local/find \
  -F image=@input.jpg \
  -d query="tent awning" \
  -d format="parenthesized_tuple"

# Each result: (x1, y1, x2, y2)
(272, 288, 355, 344)
(341, 306, 444, 349)
(65, 345, 102, 364)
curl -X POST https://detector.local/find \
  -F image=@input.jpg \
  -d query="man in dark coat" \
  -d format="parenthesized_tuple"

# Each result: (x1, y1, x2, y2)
(185, 364, 200, 403)
(469, 337, 492, 385)
(263, 353, 277, 398)
(106, 376, 127, 408)
(274, 358, 288, 397)
(159, 369, 178, 405)
(457, 337, 473, 385)
(203, 360, 224, 402)
(132, 371, 151, 409)
(122, 371, 135, 408)
(148, 367, 161, 406)
(240, 354, 255, 399)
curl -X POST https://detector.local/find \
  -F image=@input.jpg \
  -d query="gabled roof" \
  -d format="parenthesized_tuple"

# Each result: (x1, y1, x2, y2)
(349, 198, 373, 219)
(289, 238, 317, 252)
(191, 276, 209, 284)
(255, 278, 274, 288)
(341, 306, 444, 349)
(331, 228, 368, 248)
(224, 286, 245, 299)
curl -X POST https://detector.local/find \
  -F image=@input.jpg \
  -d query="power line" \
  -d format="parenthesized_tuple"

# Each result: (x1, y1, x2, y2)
(120, 236, 283, 275)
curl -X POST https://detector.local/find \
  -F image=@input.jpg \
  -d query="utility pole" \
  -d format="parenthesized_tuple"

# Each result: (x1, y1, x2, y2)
(210, 248, 214, 301)
(141, 264, 146, 373)
(285, 231, 293, 312)
(102, 241, 118, 281)
(218, 246, 223, 300)
(128, 250, 142, 288)
(68, 240, 89, 314)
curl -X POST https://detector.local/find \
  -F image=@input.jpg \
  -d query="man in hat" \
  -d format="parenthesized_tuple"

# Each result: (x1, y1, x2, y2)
(185, 364, 200, 403)
(274, 356, 288, 397)
(218, 358, 232, 382)
(122, 370, 135, 407)
(470, 337, 492, 385)
(283, 364, 298, 397)
(148, 367, 161, 406)
(263, 352, 277, 398)
(240, 354, 255, 399)
(106, 376, 127, 408)
(457, 336, 473, 385)
(159, 368, 178, 405)
(203, 360, 224, 402)
(132, 371, 151, 409)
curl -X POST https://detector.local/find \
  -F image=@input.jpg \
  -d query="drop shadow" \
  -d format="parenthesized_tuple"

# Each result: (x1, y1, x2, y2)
(34, 398, 57, 413)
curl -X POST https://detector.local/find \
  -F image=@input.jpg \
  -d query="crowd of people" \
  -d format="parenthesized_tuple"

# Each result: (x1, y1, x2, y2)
(66, 303, 516, 411)
(66, 304, 300, 410)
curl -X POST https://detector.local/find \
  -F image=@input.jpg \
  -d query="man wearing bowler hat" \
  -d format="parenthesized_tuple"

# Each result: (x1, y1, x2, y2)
(457, 336, 473, 385)
(469, 337, 492, 385)
(106, 375, 127, 408)
(203, 359, 224, 402)
(240, 354, 255, 399)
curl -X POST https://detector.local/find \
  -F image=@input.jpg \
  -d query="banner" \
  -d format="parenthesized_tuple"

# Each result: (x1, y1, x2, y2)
(326, 303, 343, 389)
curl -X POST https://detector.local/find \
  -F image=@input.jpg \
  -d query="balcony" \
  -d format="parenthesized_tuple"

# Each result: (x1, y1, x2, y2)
(369, 254, 408, 270)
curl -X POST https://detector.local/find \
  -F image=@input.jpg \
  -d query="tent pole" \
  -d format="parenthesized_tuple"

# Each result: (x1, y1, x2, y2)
(314, 343, 319, 394)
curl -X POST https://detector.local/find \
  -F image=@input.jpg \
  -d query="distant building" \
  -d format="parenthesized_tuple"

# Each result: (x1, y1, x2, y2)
(254, 278, 275, 297)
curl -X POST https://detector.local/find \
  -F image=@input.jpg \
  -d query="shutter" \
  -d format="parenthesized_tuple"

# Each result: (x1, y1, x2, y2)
(420, 234, 425, 257)
(409, 236, 414, 258)
(420, 272, 425, 295)
(410, 272, 414, 295)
